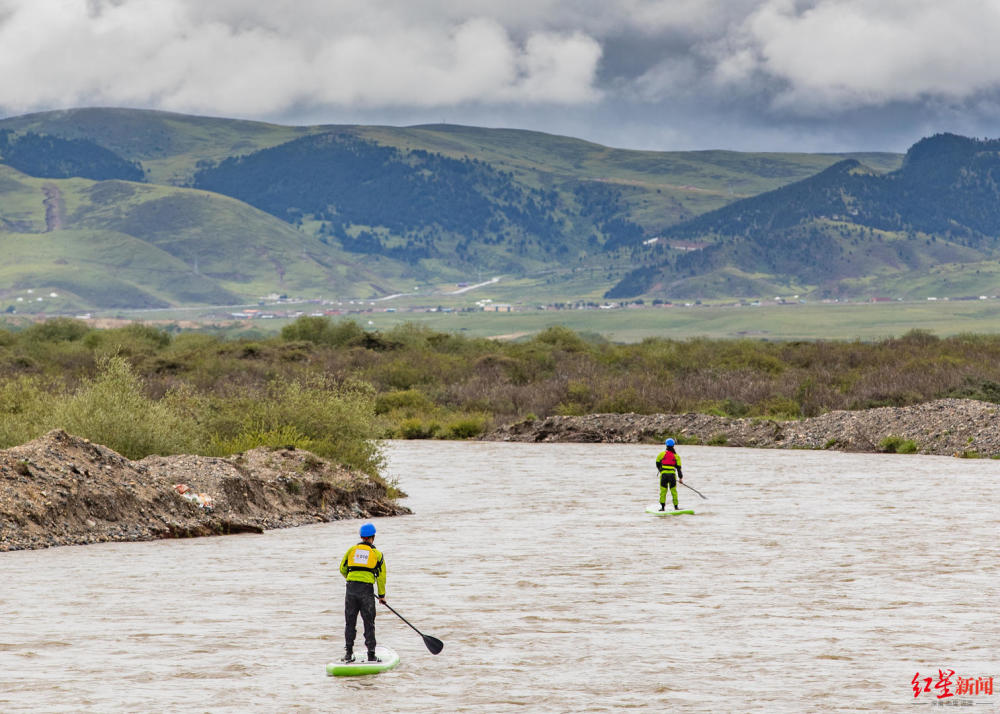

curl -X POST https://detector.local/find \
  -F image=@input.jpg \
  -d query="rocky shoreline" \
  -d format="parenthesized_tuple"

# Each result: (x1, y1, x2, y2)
(0, 430, 409, 552)
(485, 398, 1000, 458)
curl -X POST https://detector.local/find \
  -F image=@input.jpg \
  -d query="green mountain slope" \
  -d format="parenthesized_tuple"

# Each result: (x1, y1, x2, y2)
(0, 165, 381, 309)
(607, 134, 1000, 300)
(0, 107, 918, 307)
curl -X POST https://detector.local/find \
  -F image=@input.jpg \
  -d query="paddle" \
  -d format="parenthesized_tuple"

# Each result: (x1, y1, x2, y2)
(681, 481, 708, 500)
(383, 602, 444, 655)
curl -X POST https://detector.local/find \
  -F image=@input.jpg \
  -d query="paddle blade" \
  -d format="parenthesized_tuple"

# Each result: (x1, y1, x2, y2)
(423, 635, 444, 655)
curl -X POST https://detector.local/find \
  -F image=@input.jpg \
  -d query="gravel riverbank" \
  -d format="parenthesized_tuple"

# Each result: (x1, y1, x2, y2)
(485, 398, 1000, 458)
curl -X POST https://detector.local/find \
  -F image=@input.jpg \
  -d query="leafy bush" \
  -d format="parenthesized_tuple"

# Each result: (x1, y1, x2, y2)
(759, 397, 801, 419)
(554, 401, 587, 416)
(374, 389, 433, 415)
(21, 317, 90, 343)
(398, 418, 440, 439)
(210, 425, 316, 456)
(878, 435, 919, 454)
(280, 316, 365, 347)
(200, 374, 383, 476)
(443, 414, 489, 439)
(52, 355, 200, 459)
(534, 326, 588, 353)
(83, 323, 172, 357)
(0, 376, 55, 448)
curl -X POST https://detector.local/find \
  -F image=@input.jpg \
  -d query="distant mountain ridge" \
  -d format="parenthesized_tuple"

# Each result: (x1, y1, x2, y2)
(607, 133, 1000, 300)
(18, 108, 992, 310)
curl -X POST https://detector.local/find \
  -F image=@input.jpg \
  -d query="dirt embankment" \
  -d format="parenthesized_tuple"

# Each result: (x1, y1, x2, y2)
(0, 430, 409, 552)
(485, 398, 1000, 457)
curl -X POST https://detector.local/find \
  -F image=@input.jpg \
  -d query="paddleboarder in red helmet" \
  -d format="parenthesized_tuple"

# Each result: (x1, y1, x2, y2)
(656, 438, 684, 511)
(340, 522, 387, 663)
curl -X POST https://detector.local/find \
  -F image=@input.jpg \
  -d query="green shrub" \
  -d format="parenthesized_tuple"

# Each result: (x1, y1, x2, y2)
(554, 401, 587, 416)
(280, 316, 365, 347)
(210, 425, 316, 456)
(21, 317, 90, 343)
(83, 323, 171, 356)
(0, 375, 56, 448)
(947, 377, 1000, 404)
(721, 399, 750, 417)
(201, 374, 383, 476)
(878, 435, 919, 454)
(760, 397, 801, 419)
(707, 433, 728, 446)
(52, 355, 200, 459)
(533, 326, 588, 353)
(443, 414, 488, 439)
(398, 418, 440, 439)
(373, 357, 432, 390)
(565, 380, 592, 406)
(375, 389, 433, 415)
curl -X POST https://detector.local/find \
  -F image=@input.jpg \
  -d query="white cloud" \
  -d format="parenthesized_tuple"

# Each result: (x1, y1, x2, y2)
(0, 0, 602, 116)
(2, 0, 1000, 151)
(716, 0, 1000, 111)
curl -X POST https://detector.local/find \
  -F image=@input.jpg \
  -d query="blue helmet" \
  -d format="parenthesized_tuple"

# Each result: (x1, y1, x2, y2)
(359, 523, 376, 538)
(665, 438, 675, 447)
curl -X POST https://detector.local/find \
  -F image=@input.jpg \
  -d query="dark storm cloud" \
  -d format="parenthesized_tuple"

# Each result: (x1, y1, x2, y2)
(1, 0, 999, 151)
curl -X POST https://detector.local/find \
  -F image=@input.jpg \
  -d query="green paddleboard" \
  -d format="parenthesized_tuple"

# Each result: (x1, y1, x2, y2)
(326, 645, 400, 676)
(646, 504, 695, 516)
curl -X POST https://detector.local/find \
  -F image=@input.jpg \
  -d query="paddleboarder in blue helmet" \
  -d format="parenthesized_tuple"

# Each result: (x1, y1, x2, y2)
(655, 438, 684, 511)
(340, 522, 387, 663)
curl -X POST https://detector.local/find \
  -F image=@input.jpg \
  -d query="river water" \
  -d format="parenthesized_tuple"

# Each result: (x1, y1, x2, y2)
(2, 441, 998, 713)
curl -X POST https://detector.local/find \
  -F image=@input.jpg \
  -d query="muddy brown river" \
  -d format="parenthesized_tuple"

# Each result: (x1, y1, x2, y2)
(2, 442, 998, 712)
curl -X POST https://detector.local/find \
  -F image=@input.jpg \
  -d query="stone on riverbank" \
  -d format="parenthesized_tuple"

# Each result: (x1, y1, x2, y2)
(0, 429, 408, 552)
(485, 398, 1000, 458)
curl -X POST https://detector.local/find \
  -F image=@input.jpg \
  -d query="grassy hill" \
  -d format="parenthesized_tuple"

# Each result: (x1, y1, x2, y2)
(0, 107, 917, 308)
(0, 165, 384, 310)
(608, 135, 1000, 300)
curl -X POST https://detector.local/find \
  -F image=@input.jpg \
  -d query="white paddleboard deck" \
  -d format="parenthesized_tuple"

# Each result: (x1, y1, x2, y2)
(326, 645, 400, 676)
(646, 504, 695, 516)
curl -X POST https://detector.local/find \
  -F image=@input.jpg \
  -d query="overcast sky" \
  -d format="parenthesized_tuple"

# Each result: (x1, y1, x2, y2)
(2, 0, 999, 153)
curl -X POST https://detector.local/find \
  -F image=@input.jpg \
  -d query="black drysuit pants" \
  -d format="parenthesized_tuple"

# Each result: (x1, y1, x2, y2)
(344, 580, 377, 652)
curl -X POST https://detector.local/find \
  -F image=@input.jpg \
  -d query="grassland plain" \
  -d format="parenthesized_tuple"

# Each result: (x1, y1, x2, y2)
(68, 296, 1000, 343)
(350, 299, 1000, 342)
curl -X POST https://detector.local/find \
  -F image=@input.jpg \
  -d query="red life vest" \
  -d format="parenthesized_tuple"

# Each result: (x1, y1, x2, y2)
(657, 449, 678, 473)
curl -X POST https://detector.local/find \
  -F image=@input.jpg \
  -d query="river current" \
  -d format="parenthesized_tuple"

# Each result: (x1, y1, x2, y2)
(2, 441, 998, 713)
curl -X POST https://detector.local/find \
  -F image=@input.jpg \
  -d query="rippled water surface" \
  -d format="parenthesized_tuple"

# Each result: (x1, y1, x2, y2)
(2, 442, 999, 712)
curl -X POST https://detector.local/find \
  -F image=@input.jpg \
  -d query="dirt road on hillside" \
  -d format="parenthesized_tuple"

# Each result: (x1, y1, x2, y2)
(42, 183, 65, 231)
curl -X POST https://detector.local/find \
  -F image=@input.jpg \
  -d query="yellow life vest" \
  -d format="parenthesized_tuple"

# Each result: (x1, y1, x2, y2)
(346, 544, 382, 577)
